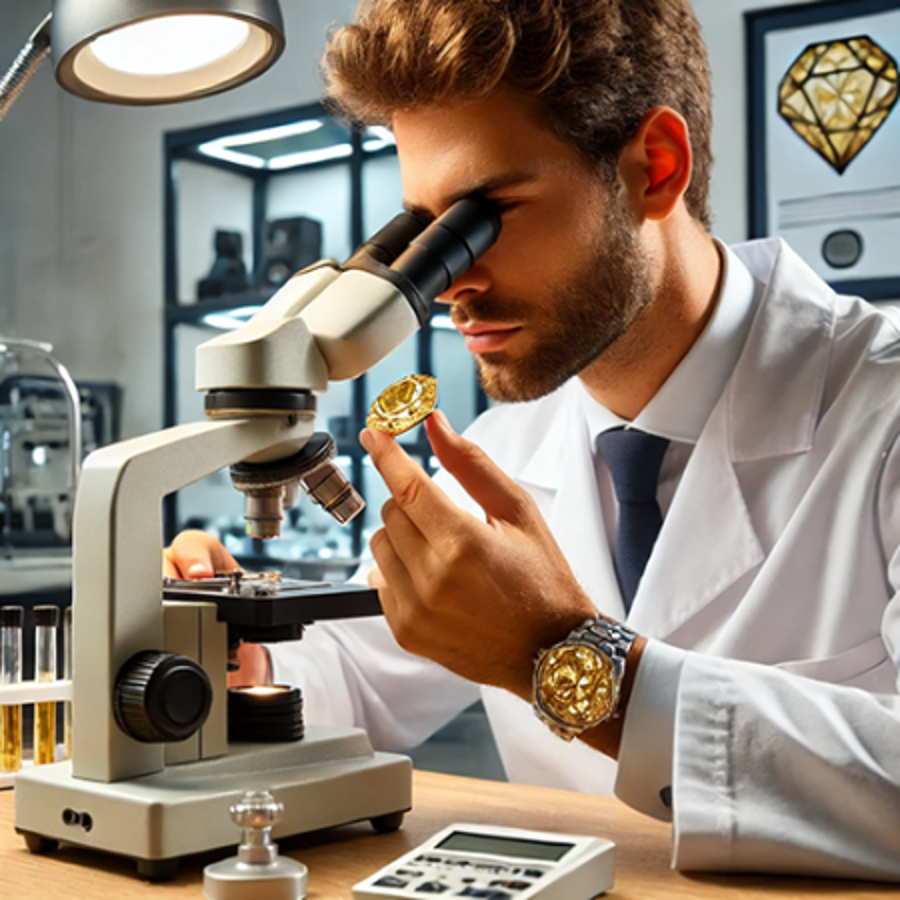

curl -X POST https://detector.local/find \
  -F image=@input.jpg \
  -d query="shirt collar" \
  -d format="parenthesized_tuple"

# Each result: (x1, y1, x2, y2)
(579, 239, 760, 445)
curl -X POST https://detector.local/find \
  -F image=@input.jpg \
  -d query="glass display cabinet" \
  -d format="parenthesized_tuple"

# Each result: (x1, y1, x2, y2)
(163, 102, 488, 581)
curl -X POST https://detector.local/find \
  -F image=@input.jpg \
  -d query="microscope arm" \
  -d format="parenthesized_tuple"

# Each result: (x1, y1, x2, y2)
(195, 265, 420, 391)
(72, 413, 314, 783)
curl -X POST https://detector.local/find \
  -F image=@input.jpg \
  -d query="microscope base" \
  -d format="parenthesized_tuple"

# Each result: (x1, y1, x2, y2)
(14, 726, 412, 879)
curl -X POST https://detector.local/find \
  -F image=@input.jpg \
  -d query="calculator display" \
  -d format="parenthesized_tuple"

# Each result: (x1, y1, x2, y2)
(436, 831, 574, 862)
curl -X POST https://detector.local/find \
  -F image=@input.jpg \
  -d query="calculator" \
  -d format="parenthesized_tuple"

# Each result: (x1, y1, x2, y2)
(352, 822, 615, 899)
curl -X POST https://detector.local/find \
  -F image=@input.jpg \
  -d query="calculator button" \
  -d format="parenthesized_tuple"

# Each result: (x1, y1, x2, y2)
(489, 881, 533, 892)
(374, 875, 409, 888)
(417, 855, 443, 864)
(455, 889, 512, 899)
(416, 882, 450, 893)
(397, 869, 425, 877)
(522, 869, 545, 879)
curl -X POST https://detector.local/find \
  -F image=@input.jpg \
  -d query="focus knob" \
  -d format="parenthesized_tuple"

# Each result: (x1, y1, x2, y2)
(114, 650, 212, 743)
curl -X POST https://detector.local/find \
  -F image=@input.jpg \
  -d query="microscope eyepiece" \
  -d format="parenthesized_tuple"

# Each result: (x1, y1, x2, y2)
(341, 195, 502, 326)
(391, 196, 502, 302)
(345, 210, 430, 268)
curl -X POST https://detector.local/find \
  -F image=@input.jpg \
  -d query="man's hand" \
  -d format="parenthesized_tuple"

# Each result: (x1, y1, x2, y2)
(360, 409, 598, 701)
(163, 529, 240, 579)
(229, 643, 272, 686)
(163, 529, 271, 687)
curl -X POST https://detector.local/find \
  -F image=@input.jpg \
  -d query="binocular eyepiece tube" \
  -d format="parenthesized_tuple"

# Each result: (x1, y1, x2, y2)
(345, 195, 502, 324)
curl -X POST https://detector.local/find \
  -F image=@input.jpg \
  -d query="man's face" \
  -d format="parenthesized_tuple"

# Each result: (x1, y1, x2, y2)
(393, 89, 654, 403)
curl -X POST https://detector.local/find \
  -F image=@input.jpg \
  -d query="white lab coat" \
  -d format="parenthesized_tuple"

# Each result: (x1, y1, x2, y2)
(270, 238, 900, 879)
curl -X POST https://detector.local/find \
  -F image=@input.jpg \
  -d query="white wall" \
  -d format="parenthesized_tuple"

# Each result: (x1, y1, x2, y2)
(693, 0, 818, 243)
(0, 0, 824, 441)
(0, 0, 359, 439)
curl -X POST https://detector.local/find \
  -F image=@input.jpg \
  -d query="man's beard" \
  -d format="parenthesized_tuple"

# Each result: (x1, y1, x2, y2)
(453, 193, 654, 403)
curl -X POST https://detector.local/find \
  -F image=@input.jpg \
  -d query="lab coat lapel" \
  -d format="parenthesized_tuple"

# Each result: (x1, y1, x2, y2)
(627, 407, 764, 637)
(629, 240, 835, 639)
(517, 387, 626, 621)
(506, 240, 835, 639)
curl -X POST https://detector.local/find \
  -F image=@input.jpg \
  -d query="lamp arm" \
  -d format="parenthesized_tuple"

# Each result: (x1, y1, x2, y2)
(0, 13, 53, 124)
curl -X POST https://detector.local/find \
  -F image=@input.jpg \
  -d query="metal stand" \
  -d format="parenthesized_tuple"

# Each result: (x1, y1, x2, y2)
(203, 790, 308, 900)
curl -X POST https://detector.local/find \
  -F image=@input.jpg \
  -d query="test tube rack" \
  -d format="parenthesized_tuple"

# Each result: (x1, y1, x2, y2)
(0, 679, 72, 789)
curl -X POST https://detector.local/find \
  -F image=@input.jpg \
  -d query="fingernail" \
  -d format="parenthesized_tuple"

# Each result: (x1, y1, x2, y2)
(359, 428, 375, 452)
(188, 563, 210, 578)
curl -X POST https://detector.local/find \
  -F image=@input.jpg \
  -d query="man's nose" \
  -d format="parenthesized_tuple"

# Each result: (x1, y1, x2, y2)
(436, 263, 492, 305)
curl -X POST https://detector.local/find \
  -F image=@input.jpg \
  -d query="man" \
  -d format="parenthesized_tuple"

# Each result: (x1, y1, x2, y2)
(167, 0, 900, 879)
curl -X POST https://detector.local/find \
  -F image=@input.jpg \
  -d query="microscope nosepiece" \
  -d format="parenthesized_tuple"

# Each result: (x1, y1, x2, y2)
(231, 433, 365, 539)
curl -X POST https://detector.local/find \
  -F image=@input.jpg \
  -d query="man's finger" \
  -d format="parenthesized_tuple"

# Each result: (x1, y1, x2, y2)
(166, 530, 239, 579)
(360, 426, 477, 542)
(368, 526, 423, 620)
(367, 564, 387, 591)
(380, 498, 449, 594)
(425, 410, 538, 527)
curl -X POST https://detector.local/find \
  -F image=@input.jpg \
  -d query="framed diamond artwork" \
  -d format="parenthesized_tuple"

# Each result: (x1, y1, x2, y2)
(747, 0, 900, 299)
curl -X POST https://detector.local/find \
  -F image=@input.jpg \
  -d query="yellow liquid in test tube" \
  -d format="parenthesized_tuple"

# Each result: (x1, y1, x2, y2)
(33, 606, 58, 766)
(1, 605, 24, 773)
(34, 702, 56, 766)
(64, 606, 72, 760)
(1, 704, 22, 772)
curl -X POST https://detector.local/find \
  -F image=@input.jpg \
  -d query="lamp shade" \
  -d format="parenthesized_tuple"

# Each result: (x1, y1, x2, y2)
(51, 0, 285, 105)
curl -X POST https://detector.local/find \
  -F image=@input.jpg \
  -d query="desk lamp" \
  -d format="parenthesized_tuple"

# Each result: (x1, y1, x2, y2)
(0, 0, 285, 121)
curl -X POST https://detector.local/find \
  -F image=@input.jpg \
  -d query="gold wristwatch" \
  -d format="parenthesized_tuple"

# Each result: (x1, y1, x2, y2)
(533, 619, 637, 740)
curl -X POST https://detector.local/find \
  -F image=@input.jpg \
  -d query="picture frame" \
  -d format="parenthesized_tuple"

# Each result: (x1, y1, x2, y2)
(746, 0, 900, 299)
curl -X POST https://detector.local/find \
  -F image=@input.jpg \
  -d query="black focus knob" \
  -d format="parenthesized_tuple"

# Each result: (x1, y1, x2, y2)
(114, 651, 213, 743)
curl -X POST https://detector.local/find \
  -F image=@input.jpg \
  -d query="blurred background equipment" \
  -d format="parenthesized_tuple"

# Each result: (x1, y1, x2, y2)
(197, 230, 250, 300)
(261, 216, 323, 288)
(0, 339, 81, 552)
(0, 343, 120, 553)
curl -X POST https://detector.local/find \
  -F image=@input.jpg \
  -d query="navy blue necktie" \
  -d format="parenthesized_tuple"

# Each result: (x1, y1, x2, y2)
(596, 428, 670, 611)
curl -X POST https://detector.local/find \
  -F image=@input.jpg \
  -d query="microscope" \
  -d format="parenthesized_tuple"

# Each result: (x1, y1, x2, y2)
(13, 197, 501, 878)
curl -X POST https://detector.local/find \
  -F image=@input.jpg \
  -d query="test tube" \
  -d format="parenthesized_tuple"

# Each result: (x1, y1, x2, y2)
(64, 606, 72, 760)
(1, 606, 24, 773)
(33, 605, 58, 766)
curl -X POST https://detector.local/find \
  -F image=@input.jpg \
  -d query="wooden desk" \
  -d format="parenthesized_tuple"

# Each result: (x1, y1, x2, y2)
(1, 771, 896, 899)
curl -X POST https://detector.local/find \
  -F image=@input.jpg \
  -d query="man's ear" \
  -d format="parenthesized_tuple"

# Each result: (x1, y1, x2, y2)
(619, 107, 693, 222)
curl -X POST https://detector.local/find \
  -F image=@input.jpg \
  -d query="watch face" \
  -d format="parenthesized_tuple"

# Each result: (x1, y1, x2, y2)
(537, 643, 617, 729)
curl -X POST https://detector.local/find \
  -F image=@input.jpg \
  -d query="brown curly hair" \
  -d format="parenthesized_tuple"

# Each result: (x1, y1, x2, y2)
(323, 0, 713, 229)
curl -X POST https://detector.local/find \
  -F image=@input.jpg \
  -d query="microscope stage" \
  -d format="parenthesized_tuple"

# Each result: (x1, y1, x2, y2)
(163, 577, 382, 627)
